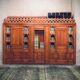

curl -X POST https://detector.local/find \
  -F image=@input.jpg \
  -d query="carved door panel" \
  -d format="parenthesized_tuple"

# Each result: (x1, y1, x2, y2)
(11, 26, 23, 63)
(56, 26, 68, 63)
(34, 49, 45, 63)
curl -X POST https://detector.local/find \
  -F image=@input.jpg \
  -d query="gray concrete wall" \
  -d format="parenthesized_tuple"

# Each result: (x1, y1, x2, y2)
(0, 0, 80, 65)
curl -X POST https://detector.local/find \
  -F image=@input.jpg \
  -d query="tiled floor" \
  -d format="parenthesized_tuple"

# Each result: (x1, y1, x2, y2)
(0, 65, 80, 80)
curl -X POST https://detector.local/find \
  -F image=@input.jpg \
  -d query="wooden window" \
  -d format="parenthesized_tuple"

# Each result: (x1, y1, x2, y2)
(68, 26, 73, 48)
(50, 27, 55, 48)
(23, 27, 29, 48)
(6, 26, 11, 48)
(34, 30, 44, 48)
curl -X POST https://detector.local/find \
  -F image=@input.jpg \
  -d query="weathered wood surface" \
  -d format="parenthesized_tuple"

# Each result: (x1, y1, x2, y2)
(0, 66, 80, 80)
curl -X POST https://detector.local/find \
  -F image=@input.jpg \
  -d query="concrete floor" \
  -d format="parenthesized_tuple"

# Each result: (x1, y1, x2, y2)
(0, 65, 80, 80)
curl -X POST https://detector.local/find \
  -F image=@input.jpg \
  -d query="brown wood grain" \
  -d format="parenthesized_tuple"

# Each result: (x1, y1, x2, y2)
(3, 17, 76, 64)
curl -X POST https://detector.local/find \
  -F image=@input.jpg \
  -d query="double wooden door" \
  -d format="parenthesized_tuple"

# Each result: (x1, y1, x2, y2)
(48, 26, 68, 63)
(10, 26, 33, 63)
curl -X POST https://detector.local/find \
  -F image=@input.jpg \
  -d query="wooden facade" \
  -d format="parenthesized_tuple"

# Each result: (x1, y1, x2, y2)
(3, 16, 76, 64)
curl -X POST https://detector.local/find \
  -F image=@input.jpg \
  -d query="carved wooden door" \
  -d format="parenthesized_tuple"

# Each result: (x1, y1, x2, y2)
(56, 26, 68, 63)
(11, 26, 23, 63)
(33, 27, 45, 63)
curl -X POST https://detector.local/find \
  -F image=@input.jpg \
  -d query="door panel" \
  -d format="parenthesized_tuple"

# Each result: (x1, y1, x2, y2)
(56, 27, 68, 62)
(56, 27, 68, 46)
(49, 26, 68, 64)
(34, 27, 45, 63)
(34, 49, 44, 63)
(11, 26, 23, 46)
(11, 26, 23, 62)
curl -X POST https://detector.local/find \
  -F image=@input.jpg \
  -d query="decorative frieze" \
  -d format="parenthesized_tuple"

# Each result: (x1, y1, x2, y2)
(4, 16, 75, 24)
